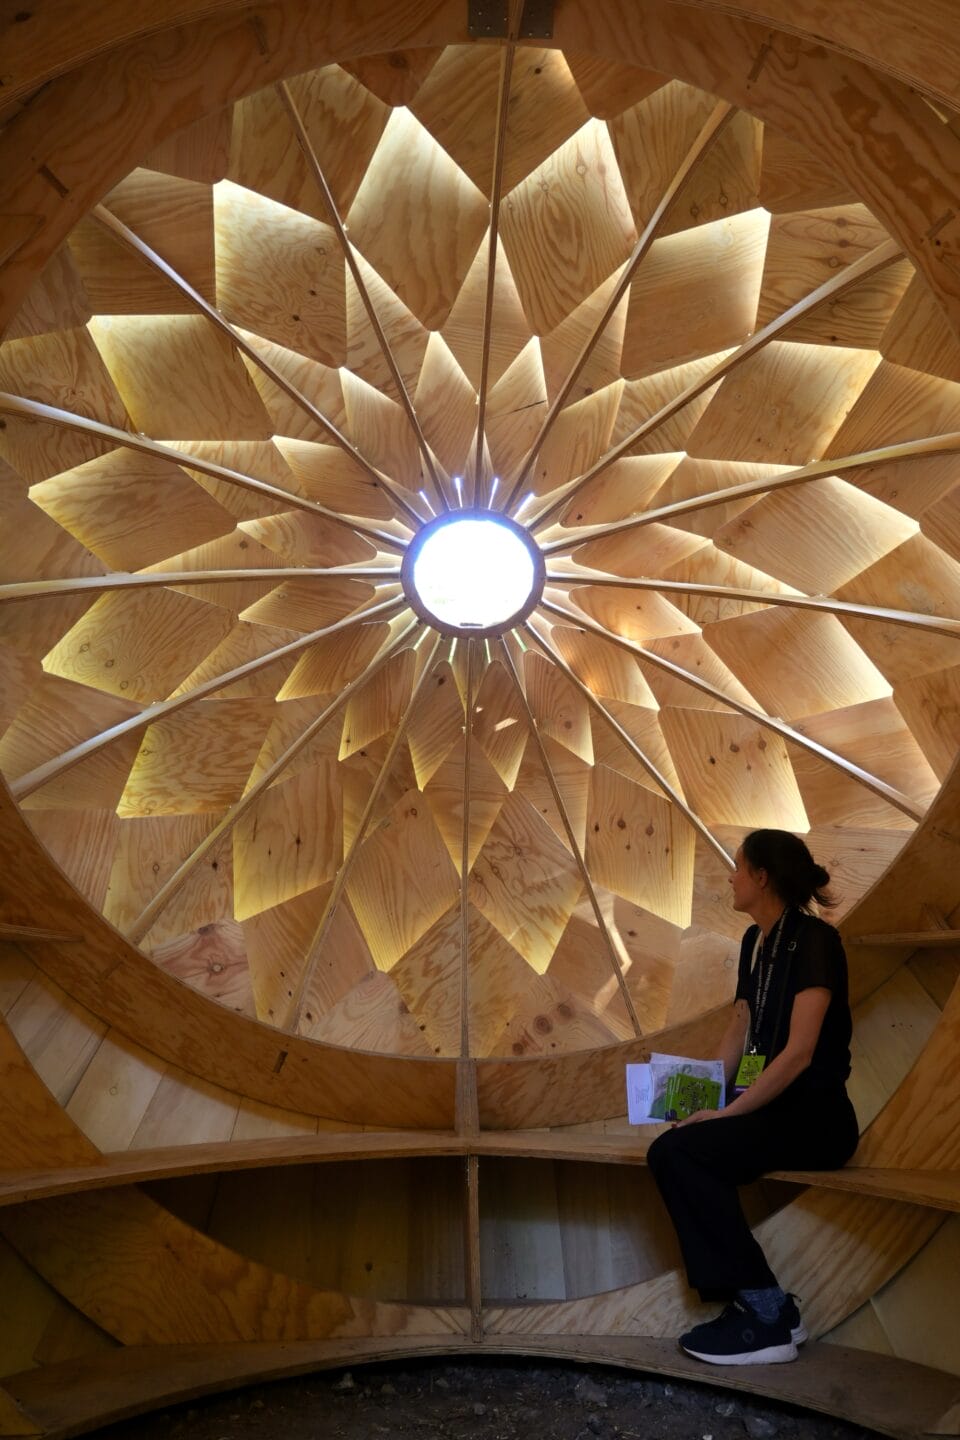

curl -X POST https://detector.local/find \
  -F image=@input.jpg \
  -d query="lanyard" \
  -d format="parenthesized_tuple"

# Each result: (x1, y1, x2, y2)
(747, 908, 790, 1054)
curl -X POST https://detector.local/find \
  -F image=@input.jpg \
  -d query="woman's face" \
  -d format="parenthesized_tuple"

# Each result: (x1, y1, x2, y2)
(729, 847, 767, 913)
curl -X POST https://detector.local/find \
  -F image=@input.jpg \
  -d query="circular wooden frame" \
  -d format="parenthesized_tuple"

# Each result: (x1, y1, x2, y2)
(400, 508, 546, 639)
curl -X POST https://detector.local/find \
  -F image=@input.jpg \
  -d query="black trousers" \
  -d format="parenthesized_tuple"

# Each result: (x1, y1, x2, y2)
(646, 1087, 859, 1299)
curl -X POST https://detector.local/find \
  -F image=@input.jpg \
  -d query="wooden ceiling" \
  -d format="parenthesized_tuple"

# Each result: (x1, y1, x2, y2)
(1, 27, 959, 1063)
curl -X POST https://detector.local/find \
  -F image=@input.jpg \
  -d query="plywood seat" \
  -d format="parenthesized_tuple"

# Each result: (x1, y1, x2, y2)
(1, 1129, 957, 1214)
(3, 1334, 959, 1440)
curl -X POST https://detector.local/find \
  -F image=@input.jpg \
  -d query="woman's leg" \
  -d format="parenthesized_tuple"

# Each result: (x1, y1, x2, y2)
(647, 1110, 781, 1298)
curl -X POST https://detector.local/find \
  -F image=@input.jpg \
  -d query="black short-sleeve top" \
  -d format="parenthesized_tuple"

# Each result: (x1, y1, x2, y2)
(734, 908, 852, 1096)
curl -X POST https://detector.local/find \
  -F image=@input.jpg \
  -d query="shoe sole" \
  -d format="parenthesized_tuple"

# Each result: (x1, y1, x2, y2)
(791, 1321, 808, 1345)
(680, 1341, 798, 1366)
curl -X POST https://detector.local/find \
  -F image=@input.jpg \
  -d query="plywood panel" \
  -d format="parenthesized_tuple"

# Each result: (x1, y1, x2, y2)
(177, 437, 314, 522)
(214, 183, 346, 367)
(500, 120, 637, 335)
(341, 50, 442, 107)
(413, 46, 589, 197)
(659, 708, 808, 828)
(42, 587, 234, 703)
(622, 211, 767, 379)
(703, 607, 893, 720)
(0, 1188, 466, 1341)
(305, 971, 434, 1055)
(607, 81, 717, 234)
(73, 169, 216, 311)
(271, 438, 393, 522)
(346, 790, 461, 972)
(757, 127, 855, 214)
(4, 243, 90, 342)
(0, 329, 127, 482)
(585, 765, 695, 927)
(29, 447, 235, 571)
(28, 809, 121, 911)
(340, 647, 416, 759)
(523, 652, 593, 763)
(469, 793, 583, 974)
(566, 52, 665, 120)
(143, 105, 232, 185)
(102, 813, 218, 935)
(424, 738, 508, 877)
(441, 237, 531, 391)
(227, 67, 388, 221)
(0, 1018, 100, 1169)
(539, 270, 629, 407)
(239, 577, 374, 633)
(846, 966, 943, 1131)
(412, 333, 477, 477)
(551, 627, 657, 707)
(65, 1031, 167, 1152)
(130, 1067, 240, 1149)
(0, 671, 139, 805)
(611, 351, 729, 455)
(535, 385, 623, 496)
(571, 579, 701, 641)
(5, 977, 105, 1108)
(642, 632, 762, 712)
(232, 763, 342, 920)
(712, 474, 917, 594)
(883, 273, 960, 384)
(836, 536, 960, 683)
(150, 920, 254, 1019)
(346, 107, 488, 331)
(483, 338, 547, 480)
(344, 249, 430, 405)
(685, 341, 880, 464)
(894, 663, 960, 781)
(117, 698, 275, 817)
(88, 315, 273, 440)
(662, 109, 762, 239)
(339, 369, 421, 492)
(279, 622, 391, 701)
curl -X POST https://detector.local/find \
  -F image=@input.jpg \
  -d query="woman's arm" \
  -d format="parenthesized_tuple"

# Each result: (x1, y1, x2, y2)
(677, 986, 831, 1125)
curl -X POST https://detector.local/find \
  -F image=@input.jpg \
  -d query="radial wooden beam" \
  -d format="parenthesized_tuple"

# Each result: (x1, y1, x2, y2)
(459, 639, 476, 1056)
(501, 99, 735, 513)
(540, 430, 960, 557)
(543, 569, 960, 640)
(128, 613, 424, 946)
(285, 627, 446, 1032)
(0, 567, 403, 604)
(273, 81, 449, 514)
(92, 203, 427, 530)
(527, 236, 905, 532)
(472, 35, 519, 504)
(0, 392, 409, 553)
(522, 616, 735, 868)
(11, 594, 407, 802)
(539, 594, 926, 820)
(0, 922, 81, 943)
(498, 635, 643, 1037)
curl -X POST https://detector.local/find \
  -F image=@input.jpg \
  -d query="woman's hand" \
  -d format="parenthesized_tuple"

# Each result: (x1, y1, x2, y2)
(673, 1108, 724, 1127)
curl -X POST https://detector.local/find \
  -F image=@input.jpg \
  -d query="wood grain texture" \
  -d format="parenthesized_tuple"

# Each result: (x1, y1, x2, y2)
(0, 1188, 467, 1344)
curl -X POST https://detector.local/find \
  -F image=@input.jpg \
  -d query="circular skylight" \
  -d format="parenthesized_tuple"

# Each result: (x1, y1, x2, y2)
(402, 511, 544, 636)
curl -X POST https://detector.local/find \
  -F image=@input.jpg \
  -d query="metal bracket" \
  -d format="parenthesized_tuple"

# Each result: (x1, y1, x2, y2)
(519, 0, 555, 38)
(467, 0, 555, 38)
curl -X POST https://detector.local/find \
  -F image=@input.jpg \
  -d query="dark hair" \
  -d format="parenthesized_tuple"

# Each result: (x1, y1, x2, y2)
(741, 829, 835, 910)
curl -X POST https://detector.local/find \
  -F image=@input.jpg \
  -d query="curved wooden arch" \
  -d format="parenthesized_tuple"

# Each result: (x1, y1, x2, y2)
(2, 3, 960, 1433)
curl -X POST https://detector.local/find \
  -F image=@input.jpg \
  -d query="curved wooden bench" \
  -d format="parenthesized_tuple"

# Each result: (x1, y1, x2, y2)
(0, 1127, 958, 1213)
(3, 1335, 959, 1440)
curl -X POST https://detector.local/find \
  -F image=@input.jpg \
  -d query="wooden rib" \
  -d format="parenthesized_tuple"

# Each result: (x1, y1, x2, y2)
(539, 594, 925, 820)
(285, 628, 446, 1032)
(543, 569, 960, 640)
(522, 617, 734, 868)
(472, 46, 518, 504)
(459, 640, 476, 1056)
(0, 567, 402, 604)
(12, 594, 406, 802)
(92, 203, 426, 530)
(274, 82, 448, 513)
(128, 613, 423, 946)
(528, 236, 904, 532)
(541, 430, 960, 556)
(497, 635, 643, 1037)
(0, 392, 408, 553)
(501, 99, 734, 513)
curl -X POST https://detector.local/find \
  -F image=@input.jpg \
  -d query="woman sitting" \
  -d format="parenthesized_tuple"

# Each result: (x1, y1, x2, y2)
(647, 828, 859, 1365)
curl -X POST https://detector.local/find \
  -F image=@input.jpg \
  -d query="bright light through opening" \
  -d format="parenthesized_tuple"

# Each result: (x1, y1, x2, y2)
(410, 516, 538, 632)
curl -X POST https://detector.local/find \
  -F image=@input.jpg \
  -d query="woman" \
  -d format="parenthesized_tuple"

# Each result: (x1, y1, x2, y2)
(646, 829, 859, 1365)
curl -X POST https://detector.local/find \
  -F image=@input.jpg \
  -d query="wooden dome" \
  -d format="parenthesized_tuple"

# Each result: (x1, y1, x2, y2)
(0, 3, 958, 1435)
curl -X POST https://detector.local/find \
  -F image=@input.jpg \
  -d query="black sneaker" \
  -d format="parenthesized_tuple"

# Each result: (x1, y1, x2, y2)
(782, 1293, 807, 1345)
(679, 1299, 798, 1365)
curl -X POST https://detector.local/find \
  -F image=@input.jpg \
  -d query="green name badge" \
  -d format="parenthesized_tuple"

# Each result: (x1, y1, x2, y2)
(735, 1054, 766, 1089)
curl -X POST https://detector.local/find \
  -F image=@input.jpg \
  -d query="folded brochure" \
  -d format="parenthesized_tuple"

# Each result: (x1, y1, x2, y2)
(626, 1052, 725, 1124)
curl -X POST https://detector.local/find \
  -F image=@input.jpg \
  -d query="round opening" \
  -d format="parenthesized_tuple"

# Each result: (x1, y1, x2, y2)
(402, 510, 545, 637)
